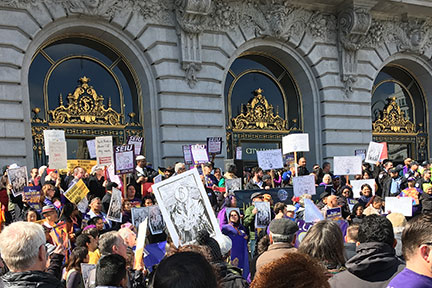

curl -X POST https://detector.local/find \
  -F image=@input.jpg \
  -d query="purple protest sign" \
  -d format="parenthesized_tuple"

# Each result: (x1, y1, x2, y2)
(114, 144, 135, 175)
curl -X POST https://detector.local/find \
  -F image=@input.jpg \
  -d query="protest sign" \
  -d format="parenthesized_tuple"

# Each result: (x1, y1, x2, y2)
(236, 147, 242, 160)
(132, 207, 149, 228)
(255, 201, 271, 229)
(333, 156, 362, 175)
(256, 149, 284, 171)
(64, 179, 89, 204)
(134, 218, 148, 270)
(293, 175, 316, 197)
(48, 141, 67, 170)
(347, 198, 358, 212)
(354, 149, 366, 161)
(95, 136, 113, 166)
(207, 137, 222, 154)
(114, 144, 135, 175)
(127, 135, 144, 156)
(182, 145, 193, 165)
(67, 160, 97, 174)
(23, 186, 42, 210)
(107, 187, 122, 222)
(7, 166, 27, 197)
(326, 207, 342, 220)
(152, 168, 221, 247)
(43, 130, 65, 156)
(81, 263, 96, 288)
(86, 140, 96, 159)
(190, 144, 209, 165)
(379, 142, 388, 160)
(295, 220, 314, 247)
(304, 198, 324, 223)
(350, 179, 376, 198)
(148, 205, 165, 235)
(225, 178, 242, 195)
(282, 133, 309, 154)
(154, 174, 163, 184)
(49, 221, 69, 248)
(107, 163, 122, 190)
(365, 141, 384, 164)
(385, 197, 413, 216)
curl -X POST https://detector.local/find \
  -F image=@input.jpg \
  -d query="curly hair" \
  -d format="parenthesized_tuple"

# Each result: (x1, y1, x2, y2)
(251, 252, 330, 288)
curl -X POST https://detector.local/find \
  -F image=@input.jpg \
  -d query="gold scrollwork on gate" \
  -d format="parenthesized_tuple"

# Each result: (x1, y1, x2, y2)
(373, 97, 416, 134)
(49, 76, 122, 126)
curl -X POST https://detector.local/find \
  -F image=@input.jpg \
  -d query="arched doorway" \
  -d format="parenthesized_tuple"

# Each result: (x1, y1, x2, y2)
(372, 65, 428, 163)
(225, 53, 302, 166)
(29, 35, 144, 167)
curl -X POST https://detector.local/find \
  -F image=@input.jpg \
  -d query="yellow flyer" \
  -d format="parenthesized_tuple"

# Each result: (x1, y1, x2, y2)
(64, 179, 90, 204)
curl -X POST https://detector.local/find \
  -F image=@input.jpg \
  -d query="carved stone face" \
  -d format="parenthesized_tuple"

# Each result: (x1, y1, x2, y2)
(85, 0, 99, 9)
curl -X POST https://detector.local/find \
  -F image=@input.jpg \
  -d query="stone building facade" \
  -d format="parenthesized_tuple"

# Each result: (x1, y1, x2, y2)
(1, 0, 432, 170)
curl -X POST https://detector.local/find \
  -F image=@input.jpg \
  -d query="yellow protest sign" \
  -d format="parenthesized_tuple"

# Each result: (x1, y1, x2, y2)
(66, 160, 98, 174)
(64, 179, 90, 204)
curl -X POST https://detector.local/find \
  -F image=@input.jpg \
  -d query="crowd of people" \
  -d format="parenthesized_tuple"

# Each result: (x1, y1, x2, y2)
(0, 155, 432, 288)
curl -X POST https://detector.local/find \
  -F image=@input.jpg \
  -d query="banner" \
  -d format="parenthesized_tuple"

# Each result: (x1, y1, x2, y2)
(282, 133, 309, 154)
(190, 144, 209, 165)
(23, 186, 42, 210)
(114, 144, 135, 175)
(256, 149, 284, 171)
(67, 160, 97, 174)
(43, 130, 65, 156)
(293, 175, 316, 197)
(207, 137, 222, 154)
(95, 136, 113, 166)
(64, 179, 89, 204)
(333, 156, 362, 175)
(48, 141, 67, 170)
(127, 135, 144, 156)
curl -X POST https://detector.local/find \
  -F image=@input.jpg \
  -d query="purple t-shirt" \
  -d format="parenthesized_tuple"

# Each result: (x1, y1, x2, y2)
(387, 268, 432, 288)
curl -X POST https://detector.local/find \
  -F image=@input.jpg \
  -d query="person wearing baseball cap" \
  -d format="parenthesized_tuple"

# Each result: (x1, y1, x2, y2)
(41, 204, 58, 229)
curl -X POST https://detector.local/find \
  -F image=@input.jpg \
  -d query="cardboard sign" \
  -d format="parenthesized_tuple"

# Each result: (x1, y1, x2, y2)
(182, 145, 193, 165)
(256, 149, 284, 171)
(282, 133, 309, 154)
(326, 207, 342, 220)
(127, 135, 144, 156)
(107, 187, 123, 223)
(23, 186, 42, 210)
(190, 144, 209, 165)
(48, 141, 67, 170)
(207, 137, 222, 154)
(43, 130, 65, 156)
(114, 144, 135, 175)
(333, 156, 362, 175)
(350, 179, 376, 198)
(236, 146, 242, 160)
(95, 136, 113, 166)
(64, 179, 89, 204)
(293, 175, 316, 197)
(255, 201, 271, 229)
(7, 166, 28, 197)
(86, 140, 96, 159)
(152, 168, 221, 247)
(354, 149, 366, 161)
(304, 198, 324, 223)
(385, 197, 412, 217)
(365, 142, 384, 164)
(67, 160, 97, 174)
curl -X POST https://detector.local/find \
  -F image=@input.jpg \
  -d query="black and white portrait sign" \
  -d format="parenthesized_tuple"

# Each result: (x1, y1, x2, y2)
(225, 178, 242, 195)
(131, 207, 149, 228)
(254, 201, 271, 229)
(148, 205, 165, 235)
(152, 168, 221, 247)
(107, 187, 122, 223)
(365, 141, 384, 164)
(7, 166, 28, 197)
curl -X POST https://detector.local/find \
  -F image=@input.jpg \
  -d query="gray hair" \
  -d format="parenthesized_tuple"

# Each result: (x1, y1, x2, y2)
(174, 162, 186, 173)
(271, 232, 295, 244)
(0, 221, 45, 271)
(99, 231, 122, 256)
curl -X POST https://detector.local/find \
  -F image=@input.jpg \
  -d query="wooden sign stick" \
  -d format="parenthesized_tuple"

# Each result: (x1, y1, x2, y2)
(294, 151, 298, 177)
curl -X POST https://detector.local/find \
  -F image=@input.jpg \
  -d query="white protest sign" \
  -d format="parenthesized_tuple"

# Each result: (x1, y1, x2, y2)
(95, 136, 113, 166)
(333, 156, 362, 175)
(43, 130, 65, 156)
(190, 144, 209, 165)
(107, 187, 123, 222)
(256, 149, 284, 171)
(255, 201, 271, 229)
(236, 147, 242, 160)
(350, 179, 376, 198)
(207, 137, 222, 154)
(282, 133, 309, 154)
(86, 140, 96, 159)
(365, 142, 384, 164)
(304, 198, 324, 222)
(114, 144, 135, 175)
(127, 135, 144, 156)
(385, 197, 412, 217)
(293, 174, 316, 197)
(134, 218, 148, 270)
(182, 145, 193, 165)
(48, 141, 67, 170)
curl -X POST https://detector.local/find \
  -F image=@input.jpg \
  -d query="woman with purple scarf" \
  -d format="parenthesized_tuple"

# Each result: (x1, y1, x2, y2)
(222, 209, 250, 280)
(217, 195, 237, 229)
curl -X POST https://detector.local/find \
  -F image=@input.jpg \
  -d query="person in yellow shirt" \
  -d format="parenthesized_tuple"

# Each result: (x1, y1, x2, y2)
(76, 229, 100, 264)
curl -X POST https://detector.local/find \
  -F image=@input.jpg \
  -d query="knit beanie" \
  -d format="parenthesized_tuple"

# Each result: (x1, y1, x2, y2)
(196, 230, 222, 262)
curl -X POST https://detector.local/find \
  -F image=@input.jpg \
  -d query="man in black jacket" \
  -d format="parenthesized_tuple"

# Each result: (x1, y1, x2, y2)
(329, 215, 404, 288)
(0, 221, 63, 288)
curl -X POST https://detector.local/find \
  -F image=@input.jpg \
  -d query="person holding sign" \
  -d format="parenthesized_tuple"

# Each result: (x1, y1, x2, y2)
(297, 157, 309, 176)
(128, 155, 157, 198)
(399, 177, 421, 216)
(83, 197, 112, 231)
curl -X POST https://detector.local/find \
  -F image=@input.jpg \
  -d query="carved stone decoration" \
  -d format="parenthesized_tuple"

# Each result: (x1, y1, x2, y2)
(372, 97, 416, 134)
(49, 76, 122, 126)
(231, 88, 288, 132)
(338, 2, 374, 97)
(175, 0, 212, 88)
